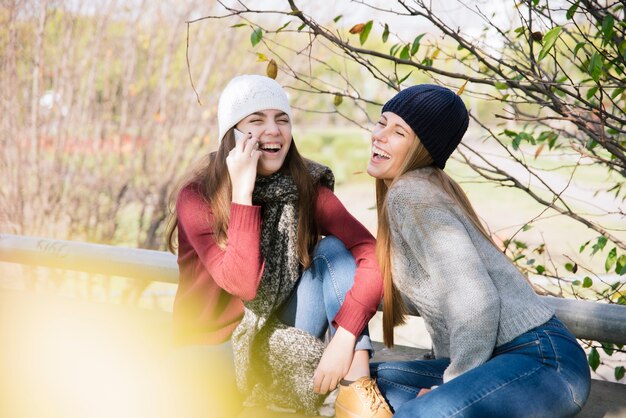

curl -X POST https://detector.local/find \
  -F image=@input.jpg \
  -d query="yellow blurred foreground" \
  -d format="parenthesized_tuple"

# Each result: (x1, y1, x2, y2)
(0, 289, 243, 418)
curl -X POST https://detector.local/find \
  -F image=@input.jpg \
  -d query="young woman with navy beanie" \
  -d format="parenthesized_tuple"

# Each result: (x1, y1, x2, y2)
(166, 75, 391, 417)
(368, 84, 591, 417)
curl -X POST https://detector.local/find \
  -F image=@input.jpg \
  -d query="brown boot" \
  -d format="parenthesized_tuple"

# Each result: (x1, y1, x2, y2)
(335, 377, 393, 418)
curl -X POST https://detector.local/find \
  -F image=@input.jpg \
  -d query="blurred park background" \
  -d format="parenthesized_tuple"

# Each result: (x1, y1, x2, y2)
(1, 0, 624, 417)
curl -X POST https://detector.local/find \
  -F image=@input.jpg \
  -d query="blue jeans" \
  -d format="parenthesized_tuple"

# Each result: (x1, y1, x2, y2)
(372, 316, 590, 417)
(276, 236, 373, 352)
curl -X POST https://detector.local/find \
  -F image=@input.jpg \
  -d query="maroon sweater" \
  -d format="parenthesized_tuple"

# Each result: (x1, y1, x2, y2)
(173, 183, 383, 346)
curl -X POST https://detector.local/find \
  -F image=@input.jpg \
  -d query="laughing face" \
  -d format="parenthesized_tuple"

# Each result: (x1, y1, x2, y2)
(236, 109, 293, 177)
(367, 111, 416, 184)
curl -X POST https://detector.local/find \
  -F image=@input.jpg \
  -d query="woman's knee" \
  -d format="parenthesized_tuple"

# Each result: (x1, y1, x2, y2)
(314, 236, 349, 259)
(312, 236, 356, 279)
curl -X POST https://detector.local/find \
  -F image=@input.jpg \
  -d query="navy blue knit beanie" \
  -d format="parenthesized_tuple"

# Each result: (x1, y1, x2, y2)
(382, 84, 469, 169)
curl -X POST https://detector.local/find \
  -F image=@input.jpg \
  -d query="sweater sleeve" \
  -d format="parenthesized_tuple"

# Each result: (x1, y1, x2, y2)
(389, 198, 500, 383)
(315, 186, 384, 337)
(177, 185, 264, 301)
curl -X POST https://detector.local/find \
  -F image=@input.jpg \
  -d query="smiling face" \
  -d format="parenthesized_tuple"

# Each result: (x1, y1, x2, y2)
(367, 112, 416, 184)
(236, 109, 293, 176)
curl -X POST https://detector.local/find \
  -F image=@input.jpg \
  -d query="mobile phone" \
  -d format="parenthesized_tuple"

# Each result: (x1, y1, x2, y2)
(234, 129, 247, 142)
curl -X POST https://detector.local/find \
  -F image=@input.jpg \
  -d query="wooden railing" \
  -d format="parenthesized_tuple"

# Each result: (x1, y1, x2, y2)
(2, 233, 625, 344)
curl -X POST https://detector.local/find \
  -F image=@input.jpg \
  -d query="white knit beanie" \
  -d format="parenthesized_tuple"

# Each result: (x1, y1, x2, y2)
(217, 74, 293, 143)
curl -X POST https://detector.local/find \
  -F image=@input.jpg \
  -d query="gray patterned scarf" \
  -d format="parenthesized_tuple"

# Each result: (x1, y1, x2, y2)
(231, 161, 335, 415)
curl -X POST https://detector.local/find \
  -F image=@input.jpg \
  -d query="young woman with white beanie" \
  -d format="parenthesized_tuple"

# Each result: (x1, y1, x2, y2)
(166, 75, 391, 417)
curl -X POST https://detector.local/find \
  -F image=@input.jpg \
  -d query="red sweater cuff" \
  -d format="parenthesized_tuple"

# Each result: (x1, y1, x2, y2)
(332, 295, 374, 337)
(229, 203, 262, 231)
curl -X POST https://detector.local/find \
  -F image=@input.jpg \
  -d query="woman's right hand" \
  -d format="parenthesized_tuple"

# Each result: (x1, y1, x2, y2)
(313, 327, 356, 394)
(226, 134, 261, 205)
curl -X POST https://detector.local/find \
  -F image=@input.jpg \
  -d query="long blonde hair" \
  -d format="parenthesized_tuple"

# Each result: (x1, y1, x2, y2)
(165, 129, 319, 268)
(378, 137, 495, 347)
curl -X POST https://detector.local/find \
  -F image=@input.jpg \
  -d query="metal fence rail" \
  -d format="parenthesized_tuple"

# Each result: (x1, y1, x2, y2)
(2, 233, 625, 344)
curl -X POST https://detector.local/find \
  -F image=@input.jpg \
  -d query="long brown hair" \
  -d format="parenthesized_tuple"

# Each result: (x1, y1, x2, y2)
(165, 128, 319, 268)
(378, 137, 495, 347)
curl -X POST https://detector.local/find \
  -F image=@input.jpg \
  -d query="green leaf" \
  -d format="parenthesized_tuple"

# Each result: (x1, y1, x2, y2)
(602, 342, 614, 356)
(566, 1, 579, 19)
(251, 27, 263, 47)
(588, 347, 600, 371)
(583, 276, 593, 288)
(297, 23, 306, 31)
(536, 265, 545, 274)
(572, 280, 581, 286)
(515, 240, 528, 250)
(605, 247, 618, 272)
(579, 240, 590, 253)
(565, 262, 575, 272)
(399, 44, 410, 60)
(573, 42, 586, 58)
(591, 236, 608, 255)
(588, 52, 604, 82)
(398, 71, 413, 84)
(333, 14, 343, 23)
(538, 26, 562, 61)
(537, 131, 551, 142)
(602, 15, 615, 45)
(519, 132, 535, 145)
(494, 81, 508, 90)
(616, 366, 625, 381)
(547, 132, 557, 149)
(382, 23, 390, 43)
(411, 33, 425, 56)
(230, 23, 247, 28)
(360, 20, 374, 45)
(611, 87, 625, 99)
(390, 43, 401, 56)
(586, 86, 598, 99)
(512, 135, 522, 150)
(616, 255, 626, 275)
(276, 21, 290, 33)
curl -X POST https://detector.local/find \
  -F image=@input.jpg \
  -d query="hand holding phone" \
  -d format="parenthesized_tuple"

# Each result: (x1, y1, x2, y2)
(234, 128, 259, 156)
(227, 128, 260, 205)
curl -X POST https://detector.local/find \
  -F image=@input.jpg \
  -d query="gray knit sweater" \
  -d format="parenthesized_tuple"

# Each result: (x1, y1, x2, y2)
(387, 167, 554, 383)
